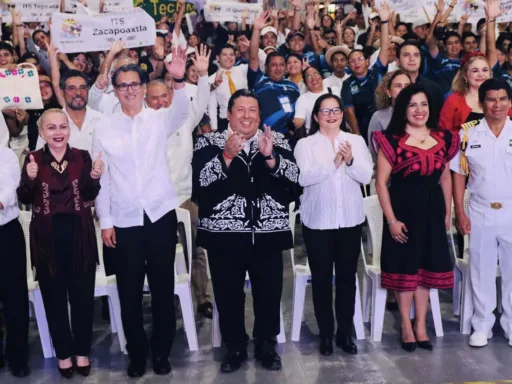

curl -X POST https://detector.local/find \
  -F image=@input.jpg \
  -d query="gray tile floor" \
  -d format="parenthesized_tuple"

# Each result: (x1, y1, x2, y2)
(1, 226, 512, 384)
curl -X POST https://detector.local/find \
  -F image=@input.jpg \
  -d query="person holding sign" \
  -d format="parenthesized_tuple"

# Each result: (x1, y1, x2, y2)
(93, 47, 190, 378)
(17, 109, 103, 379)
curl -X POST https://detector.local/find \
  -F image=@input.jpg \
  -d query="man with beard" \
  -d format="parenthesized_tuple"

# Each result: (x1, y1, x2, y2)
(36, 70, 104, 155)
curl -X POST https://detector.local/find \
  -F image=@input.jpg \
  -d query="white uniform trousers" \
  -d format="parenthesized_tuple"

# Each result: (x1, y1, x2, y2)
(469, 196, 512, 335)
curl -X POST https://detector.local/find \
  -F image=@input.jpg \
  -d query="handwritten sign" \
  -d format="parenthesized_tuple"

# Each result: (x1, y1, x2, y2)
(0, 0, 60, 22)
(204, 1, 262, 23)
(50, 8, 156, 53)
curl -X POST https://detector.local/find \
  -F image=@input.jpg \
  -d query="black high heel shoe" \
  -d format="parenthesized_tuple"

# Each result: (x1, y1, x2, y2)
(413, 330, 433, 351)
(76, 364, 91, 377)
(400, 330, 417, 352)
(58, 366, 74, 379)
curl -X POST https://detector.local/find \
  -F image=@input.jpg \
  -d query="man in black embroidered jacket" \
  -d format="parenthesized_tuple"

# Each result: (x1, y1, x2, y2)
(192, 89, 300, 373)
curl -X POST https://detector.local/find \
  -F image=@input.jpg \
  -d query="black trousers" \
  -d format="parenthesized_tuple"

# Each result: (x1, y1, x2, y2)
(38, 214, 96, 360)
(114, 210, 177, 361)
(0, 219, 29, 368)
(207, 244, 283, 350)
(302, 224, 362, 338)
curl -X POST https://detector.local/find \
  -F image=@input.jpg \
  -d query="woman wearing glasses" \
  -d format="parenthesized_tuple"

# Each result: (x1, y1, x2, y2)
(294, 94, 373, 356)
(293, 67, 341, 135)
(17, 109, 104, 378)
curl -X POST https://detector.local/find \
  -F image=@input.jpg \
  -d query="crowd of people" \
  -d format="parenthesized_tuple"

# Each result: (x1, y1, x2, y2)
(1, 0, 512, 379)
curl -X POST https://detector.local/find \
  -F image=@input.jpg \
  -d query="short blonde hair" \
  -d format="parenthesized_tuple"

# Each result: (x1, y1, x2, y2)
(37, 108, 68, 131)
(451, 56, 492, 94)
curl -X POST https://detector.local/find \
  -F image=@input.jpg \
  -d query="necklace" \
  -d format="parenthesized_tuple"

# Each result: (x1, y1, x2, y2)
(408, 130, 430, 144)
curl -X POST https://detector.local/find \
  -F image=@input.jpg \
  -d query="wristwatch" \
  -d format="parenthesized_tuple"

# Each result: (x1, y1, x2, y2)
(346, 157, 354, 166)
(263, 151, 277, 160)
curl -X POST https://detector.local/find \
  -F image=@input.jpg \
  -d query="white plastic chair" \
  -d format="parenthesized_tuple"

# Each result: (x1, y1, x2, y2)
(290, 205, 365, 341)
(361, 195, 444, 342)
(92, 221, 126, 353)
(211, 203, 292, 348)
(143, 207, 198, 351)
(18, 211, 54, 359)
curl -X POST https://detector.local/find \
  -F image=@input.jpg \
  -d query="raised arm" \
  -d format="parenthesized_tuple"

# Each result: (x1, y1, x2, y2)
(189, 45, 211, 126)
(377, 0, 391, 67)
(250, 12, 272, 72)
(457, 11, 470, 37)
(162, 46, 189, 136)
(291, 0, 302, 31)
(426, 3, 444, 58)
(149, 39, 165, 81)
(47, 41, 65, 107)
(11, 9, 26, 56)
(174, 0, 186, 38)
(440, 0, 457, 25)
(485, 0, 502, 69)
(98, 40, 125, 77)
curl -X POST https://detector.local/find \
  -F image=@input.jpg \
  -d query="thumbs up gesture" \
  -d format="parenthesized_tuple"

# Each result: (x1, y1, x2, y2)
(90, 152, 104, 179)
(27, 154, 38, 180)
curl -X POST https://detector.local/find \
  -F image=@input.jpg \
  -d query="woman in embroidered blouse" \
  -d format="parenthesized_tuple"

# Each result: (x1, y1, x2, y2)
(373, 84, 459, 352)
(294, 94, 373, 356)
(17, 109, 104, 379)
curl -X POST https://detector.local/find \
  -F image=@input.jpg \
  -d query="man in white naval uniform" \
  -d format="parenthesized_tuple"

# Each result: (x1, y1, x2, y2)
(451, 78, 512, 347)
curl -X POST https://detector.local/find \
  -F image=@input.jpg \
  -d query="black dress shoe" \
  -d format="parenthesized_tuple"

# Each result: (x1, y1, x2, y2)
(58, 366, 74, 379)
(153, 357, 172, 375)
(254, 340, 282, 371)
(127, 360, 146, 378)
(336, 335, 358, 355)
(9, 365, 31, 378)
(197, 302, 213, 319)
(416, 339, 433, 351)
(76, 364, 91, 377)
(220, 349, 247, 373)
(319, 337, 333, 356)
(400, 331, 417, 352)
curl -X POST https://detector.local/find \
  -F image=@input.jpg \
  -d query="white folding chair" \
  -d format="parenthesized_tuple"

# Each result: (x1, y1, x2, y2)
(210, 202, 292, 348)
(290, 203, 365, 342)
(361, 195, 444, 342)
(18, 211, 54, 359)
(92, 220, 126, 353)
(143, 207, 198, 351)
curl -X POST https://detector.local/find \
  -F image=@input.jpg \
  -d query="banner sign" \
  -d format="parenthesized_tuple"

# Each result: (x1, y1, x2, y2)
(0, 0, 60, 22)
(135, 0, 200, 21)
(50, 8, 156, 53)
(64, 0, 133, 13)
(203, 1, 262, 23)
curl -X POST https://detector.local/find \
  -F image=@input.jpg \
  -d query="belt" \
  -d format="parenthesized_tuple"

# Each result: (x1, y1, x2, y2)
(490, 202, 503, 210)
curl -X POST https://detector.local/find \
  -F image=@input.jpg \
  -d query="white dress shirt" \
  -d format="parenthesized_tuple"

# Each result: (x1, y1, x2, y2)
(88, 84, 121, 116)
(36, 106, 105, 155)
(0, 147, 20, 225)
(294, 130, 373, 229)
(294, 86, 341, 132)
(207, 64, 248, 131)
(0, 113, 8, 148)
(93, 88, 190, 229)
(323, 73, 350, 90)
(450, 118, 512, 202)
(167, 76, 210, 204)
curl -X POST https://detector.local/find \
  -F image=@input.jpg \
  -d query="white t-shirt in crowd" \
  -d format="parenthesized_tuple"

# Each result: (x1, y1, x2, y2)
(294, 85, 341, 132)
(323, 73, 350, 91)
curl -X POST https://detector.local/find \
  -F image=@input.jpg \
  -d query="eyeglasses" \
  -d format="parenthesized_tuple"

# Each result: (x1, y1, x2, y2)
(319, 107, 342, 116)
(64, 85, 89, 93)
(116, 82, 142, 92)
(349, 56, 366, 65)
(305, 72, 321, 80)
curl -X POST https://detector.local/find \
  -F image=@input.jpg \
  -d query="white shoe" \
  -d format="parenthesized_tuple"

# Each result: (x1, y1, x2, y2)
(469, 330, 493, 347)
